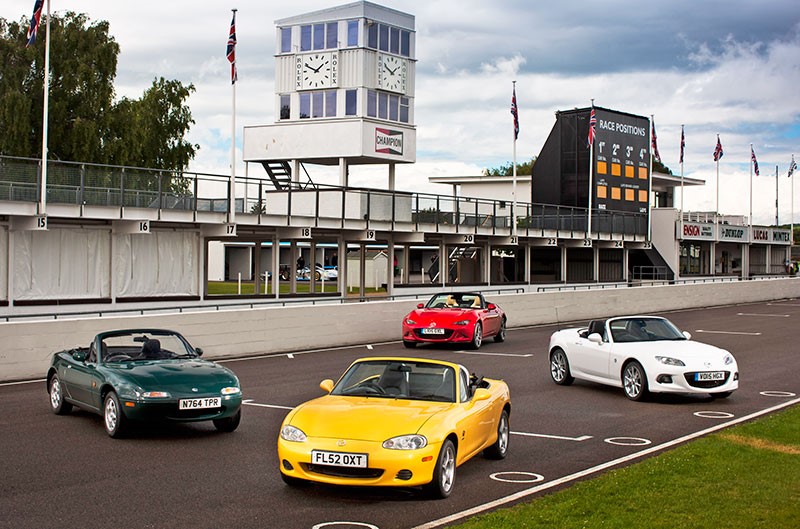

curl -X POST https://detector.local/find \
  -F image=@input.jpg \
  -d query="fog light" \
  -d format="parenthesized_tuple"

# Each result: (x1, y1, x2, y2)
(734, 372, 739, 381)
(656, 375, 673, 384)
(282, 460, 294, 471)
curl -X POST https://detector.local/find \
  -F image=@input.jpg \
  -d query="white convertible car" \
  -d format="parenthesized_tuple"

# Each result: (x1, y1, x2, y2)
(548, 316, 738, 401)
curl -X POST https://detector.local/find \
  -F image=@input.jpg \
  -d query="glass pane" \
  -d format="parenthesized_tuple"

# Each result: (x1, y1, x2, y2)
(313, 23, 325, 50)
(389, 94, 399, 121)
(312, 91, 324, 117)
(390, 27, 400, 54)
(280, 94, 290, 120)
(379, 24, 389, 51)
(345, 89, 357, 115)
(325, 91, 337, 117)
(300, 25, 311, 51)
(401, 30, 410, 57)
(326, 22, 338, 49)
(280, 27, 292, 53)
(367, 23, 377, 49)
(347, 20, 359, 47)
(367, 90, 377, 117)
(378, 92, 388, 119)
(400, 97, 409, 123)
(299, 93, 310, 118)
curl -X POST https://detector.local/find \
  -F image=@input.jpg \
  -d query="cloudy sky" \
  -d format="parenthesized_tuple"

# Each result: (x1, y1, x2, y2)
(5, 0, 800, 224)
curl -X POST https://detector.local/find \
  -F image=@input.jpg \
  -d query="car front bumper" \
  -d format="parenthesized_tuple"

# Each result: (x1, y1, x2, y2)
(649, 367, 739, 395)
(118, 394, 243, 422)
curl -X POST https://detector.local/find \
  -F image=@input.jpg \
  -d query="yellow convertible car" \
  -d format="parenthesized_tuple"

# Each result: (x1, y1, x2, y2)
(277, 357, 511, 498)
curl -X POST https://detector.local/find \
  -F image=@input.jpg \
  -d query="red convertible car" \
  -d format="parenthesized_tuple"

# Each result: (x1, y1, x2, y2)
(402, 292, 506, 349)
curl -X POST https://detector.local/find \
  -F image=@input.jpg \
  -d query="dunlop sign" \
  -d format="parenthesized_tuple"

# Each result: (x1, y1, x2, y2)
(719, 226, 748, 242)
(375, 128, 403, 156)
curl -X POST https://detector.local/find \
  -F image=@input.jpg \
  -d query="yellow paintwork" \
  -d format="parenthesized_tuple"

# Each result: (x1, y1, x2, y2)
(277, 356, 511, 489)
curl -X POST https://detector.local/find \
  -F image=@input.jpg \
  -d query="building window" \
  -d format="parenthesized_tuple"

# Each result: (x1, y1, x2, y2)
(313, 24, 325, 50)
(299, 90, 337, 119)
(300, 25, 312, 52)
(280, 94, 290, 120)
(347, 20, 359, 47)
(301, 23, 339, 51)
(366, 23, 410, 57)
(345, 89, 357, 115)
(280, 27, 292, 53)
(366, 90, 410, 124)
(326, 22, 338, 49)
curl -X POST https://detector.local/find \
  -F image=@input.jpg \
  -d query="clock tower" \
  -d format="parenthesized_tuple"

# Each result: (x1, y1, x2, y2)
(243, 1, 417, 187)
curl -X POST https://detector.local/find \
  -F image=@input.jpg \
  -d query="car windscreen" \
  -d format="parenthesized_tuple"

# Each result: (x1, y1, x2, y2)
(425, 293, 481, 309)
(609, 318, 686, 343)
(332, 360, 456, 402)
(101, 332, 195, 362)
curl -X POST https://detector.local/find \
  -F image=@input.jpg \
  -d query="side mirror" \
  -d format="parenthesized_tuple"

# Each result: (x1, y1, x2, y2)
(471, 388, 491, 403)
(417, 303, 424, 309)
(682, 331, 692, 340)
(320, 379, 334, 393)
(72, 350, 87, 362)
(588, 333, 604, 344)
(195, 347, 204, 356)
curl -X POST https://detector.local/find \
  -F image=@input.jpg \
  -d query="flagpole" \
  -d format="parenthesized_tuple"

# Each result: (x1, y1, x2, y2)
(749, 143, 753, 227)
(775, 164, 779, 226)
(715, 134, 720, 227)
(39, 0, 51, 217)
(511, 80, 517, 237)
(791, 155, 795, 244)
(680, 125, 685, 236)
(648, 115, 653, 241)
(229, 8, 237, 224)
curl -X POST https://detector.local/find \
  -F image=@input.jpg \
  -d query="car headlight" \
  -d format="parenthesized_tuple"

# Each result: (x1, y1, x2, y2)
(221, 386, 241, 395)
(655, 356, 685, 366)
(724, 355, 735, 366)
(142, 391, 171, 398)
(454, 320, 470, 326)
(405, 318, 417, 325)
(280, 425, 307, 443)
(382, 434, 428, 450)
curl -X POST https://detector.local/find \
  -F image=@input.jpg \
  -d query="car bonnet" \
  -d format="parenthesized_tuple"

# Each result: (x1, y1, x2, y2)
(109, 360, 238, 392)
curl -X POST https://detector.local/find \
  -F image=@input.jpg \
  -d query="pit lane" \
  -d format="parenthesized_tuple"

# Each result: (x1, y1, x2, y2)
(0, 300, 798, 529)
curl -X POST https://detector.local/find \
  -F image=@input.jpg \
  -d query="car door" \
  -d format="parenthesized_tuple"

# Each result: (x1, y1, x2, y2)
(569, 330, 612, 380)
(60, 342, 103, 411)
(453, 368, 496, 460)
(481, 298, 501, 336)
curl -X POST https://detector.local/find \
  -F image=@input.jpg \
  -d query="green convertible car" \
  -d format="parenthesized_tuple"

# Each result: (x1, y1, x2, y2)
(47, 329, 242, 438)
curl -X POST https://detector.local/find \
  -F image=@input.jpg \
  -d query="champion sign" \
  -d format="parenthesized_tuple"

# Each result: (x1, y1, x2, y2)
(375, 128, 403, 156)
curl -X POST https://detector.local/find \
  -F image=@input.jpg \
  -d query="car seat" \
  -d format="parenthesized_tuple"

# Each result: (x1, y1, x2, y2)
(142, 338, 162, 359)
(378, 365, 409, 396)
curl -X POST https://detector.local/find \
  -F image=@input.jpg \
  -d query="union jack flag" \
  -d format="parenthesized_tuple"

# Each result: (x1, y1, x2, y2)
(651, 120, 661, 163)
(587, 108, 596, 148)
(789, 155, 797, 178)
(751, 146, 760, 176)
(713, 135, 723, 162)
(226, 11, 237, 84)
(679, 125, 685, 164)
(26, 0, 44, 47)
(510, 87, 519, 141)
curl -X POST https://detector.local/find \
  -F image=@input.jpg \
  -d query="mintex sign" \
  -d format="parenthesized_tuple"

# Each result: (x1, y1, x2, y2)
(679, 222, 714, 241)
(375, 128, 403, 156)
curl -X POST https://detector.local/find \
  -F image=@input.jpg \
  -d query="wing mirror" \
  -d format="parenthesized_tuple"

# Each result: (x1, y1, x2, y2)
(682, 331, 692, 340)
(195, 347, 204, 356)
(320, 379, 334, 393)
(588, 333, 604, 344)
(471, 388, 491, 403)
(72, 350, 87, 362)
(417, 303, 424, 309)
(487, 303, 496, 310)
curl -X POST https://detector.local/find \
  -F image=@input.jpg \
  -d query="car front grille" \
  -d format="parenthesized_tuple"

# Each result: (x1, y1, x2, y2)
(684, 372, 731, 388)
(302, 463, 384, 479)
(413, 329, 454, 340)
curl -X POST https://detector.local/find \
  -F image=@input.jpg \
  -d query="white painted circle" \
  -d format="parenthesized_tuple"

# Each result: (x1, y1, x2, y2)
(604, 437, 652, 446)
(760, 391, 797, 398)
(694, 411, 734, 419)
(311, 522, 379, 529)
(490, 471, 545, 484)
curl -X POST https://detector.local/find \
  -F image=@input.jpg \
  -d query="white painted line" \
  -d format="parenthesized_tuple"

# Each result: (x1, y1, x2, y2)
(366, 344, 374, 350)
(694, 330, 762, 336)
(694, 411, 734, 419)
(454, 351, 534, 358)
(767, 302, 800, 307)
(511, 431, 592, 442)
(410, 397, 800, 529)
(313, 523, 378, 529)
(760, 390, 797, 397)
(604, 437, 652, 446)
(0, 378, 45, 387)
(242, 399, 293, 411)
(736, 313, 790, 317)
(217, 340, 400, 364)
(287, 353, 294, 359)
(490, 471, 544, 484)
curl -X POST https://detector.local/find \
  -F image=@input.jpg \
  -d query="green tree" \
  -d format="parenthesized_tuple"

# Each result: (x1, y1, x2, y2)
(0, 12, 197, 177)
(652, 157, 673, 175)
(484, 157, 537, 176)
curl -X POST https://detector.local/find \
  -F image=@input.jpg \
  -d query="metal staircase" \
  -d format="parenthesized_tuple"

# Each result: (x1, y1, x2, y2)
(261, 161, 317, 190)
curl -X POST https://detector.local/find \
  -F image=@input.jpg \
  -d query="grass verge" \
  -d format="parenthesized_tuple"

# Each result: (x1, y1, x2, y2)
(454, 403, 800, 529)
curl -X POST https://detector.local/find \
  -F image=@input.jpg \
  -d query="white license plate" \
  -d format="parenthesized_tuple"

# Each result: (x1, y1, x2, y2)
(421, 328, 445, 335)
(312, 450, 368, 468)
(179, 397, 221, 410)
(695, 372, 725, 381)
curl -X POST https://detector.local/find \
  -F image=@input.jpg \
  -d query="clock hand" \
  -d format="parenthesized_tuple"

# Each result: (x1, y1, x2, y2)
(386, 66, 398, 75)
(305, 63, 323, 73)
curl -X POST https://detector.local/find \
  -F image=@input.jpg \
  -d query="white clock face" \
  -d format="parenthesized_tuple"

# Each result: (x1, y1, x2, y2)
(298, 52, 337, 90)
(378, 54, 406, 93)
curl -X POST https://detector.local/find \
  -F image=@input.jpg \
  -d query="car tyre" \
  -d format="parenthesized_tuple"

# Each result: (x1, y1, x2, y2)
(213, 408, 241, 433)
(493, 318, 507, 343)
(622, 361, 649, 401)
(49, 375, 73, 415)
(550, 348, 574, 386)
(483, 409, 510, 460)
(403, 341, 417, 349)
(103, 391, 127, 438)
(469, 322, 483, 350)
(425, 439, 456, 499)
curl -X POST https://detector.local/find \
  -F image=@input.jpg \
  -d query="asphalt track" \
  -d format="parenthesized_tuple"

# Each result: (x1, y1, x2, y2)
(1, 300, 798, 529)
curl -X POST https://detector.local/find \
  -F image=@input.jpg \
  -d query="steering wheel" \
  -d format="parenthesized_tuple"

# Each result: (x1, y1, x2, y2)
(104, 353, 132, 362)
(358, 382, 386, 395)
